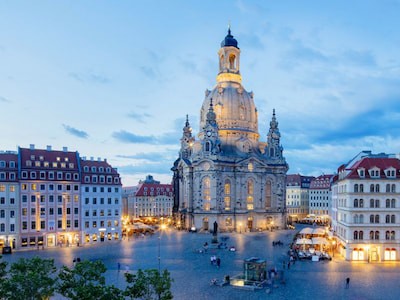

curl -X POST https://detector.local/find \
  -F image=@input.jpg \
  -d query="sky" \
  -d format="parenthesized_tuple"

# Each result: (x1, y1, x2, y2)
(1, 1, 400, 186)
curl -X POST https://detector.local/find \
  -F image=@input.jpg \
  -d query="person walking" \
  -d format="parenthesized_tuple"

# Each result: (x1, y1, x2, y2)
(345, 277, 350, 289)
(216, 257, 221, 268)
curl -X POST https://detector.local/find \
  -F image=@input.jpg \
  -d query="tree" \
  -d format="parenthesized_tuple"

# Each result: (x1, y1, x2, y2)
(124, 269, 173, 300)
(1, 256, 57, 300)
(57, 259, 122, 300)
(0, 256, 8, 295)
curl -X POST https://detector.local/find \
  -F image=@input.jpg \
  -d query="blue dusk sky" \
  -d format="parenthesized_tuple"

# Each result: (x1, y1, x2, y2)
(1, 1, 400, 186)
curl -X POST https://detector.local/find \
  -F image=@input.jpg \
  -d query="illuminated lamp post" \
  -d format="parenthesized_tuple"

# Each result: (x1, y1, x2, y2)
(158, 223, 167, 274)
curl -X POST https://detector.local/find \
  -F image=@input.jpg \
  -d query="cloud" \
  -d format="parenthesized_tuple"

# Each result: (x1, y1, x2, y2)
(69, 72, 111, 84)
(127, 112, 152, 123)
(62, 124, 89, 139)
(112, 130, 157, 144)
(112, 130, 180, 145)
(0, 96, 11, 103)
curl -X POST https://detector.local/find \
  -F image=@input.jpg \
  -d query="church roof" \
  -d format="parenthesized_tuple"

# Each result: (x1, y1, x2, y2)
(221, 28, 239, 49)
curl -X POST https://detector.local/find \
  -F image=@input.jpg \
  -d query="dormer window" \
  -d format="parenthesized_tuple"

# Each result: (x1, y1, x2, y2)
(385, 168, 396, 178)
(369, 168, 380, 178)
(91, 166, 96, 172)
(358, 168, 365, 178)
(83, 166, 89, 172)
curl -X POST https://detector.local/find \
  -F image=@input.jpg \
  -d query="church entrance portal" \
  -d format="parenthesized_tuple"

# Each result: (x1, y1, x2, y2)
(203, 218, 209, 231)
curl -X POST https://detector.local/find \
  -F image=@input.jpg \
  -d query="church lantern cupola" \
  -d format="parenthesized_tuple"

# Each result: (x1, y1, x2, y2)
(217, 27, 241, 84)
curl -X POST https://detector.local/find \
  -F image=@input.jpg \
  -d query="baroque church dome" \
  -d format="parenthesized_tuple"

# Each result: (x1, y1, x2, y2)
(199, 29, 259, 146)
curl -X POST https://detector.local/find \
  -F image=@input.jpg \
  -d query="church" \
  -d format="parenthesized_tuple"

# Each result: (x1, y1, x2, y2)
(172, 29, 288, 232)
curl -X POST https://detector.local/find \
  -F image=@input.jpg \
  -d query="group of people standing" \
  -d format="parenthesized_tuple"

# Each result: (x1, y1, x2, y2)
(210, 255, 221, 268)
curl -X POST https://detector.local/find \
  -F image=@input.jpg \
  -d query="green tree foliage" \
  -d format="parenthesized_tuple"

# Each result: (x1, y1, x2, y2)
(124, 269, 173, 300)
(1, 256, 57, 300)
(0, 256, 8, 295)
(56, 259, 122, 300)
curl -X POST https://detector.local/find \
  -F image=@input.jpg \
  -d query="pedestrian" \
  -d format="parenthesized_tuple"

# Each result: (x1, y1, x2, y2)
(345, 277, 350, 289)
(216, 257, 221, 268)
(118, 262, 121, 272)
(287, 261, 290, 269)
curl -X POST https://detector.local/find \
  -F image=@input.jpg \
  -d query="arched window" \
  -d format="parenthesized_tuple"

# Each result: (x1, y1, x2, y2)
(370, 199, 375, 208)
(224, 180, 231, 210)
(391, 199, 396, 208)
(370, 215, 374, 223)
(386, 184, 391, 193)
(354, 199, 359, 208)
(246, 179, 254, 210)
(386, 215, 390, 223)
(392, 184, 396, 193)
(359, 231, 364, 240)
(360, 184, 364, 192)
(360, 214, 364, 223)
(391, 215, 395, 223)
(202, 177, 211, 211)
(391, 231, 395, 240)
(229, 54, 236, 69)
(386, 199, 390, 208)
(370, 231, 374, 240)
(370, 184, 375, 193)
(386, 231, 390, 240)
(265, 180, 272, 208)
(205, 141, 211, 152)
(360, 199, 364, 207)
(376, 184, 380, 193)
(375, 231, 380, 240)
(375, 199, 380, 208)
(354, 231, 358, 240)
(375, 215, 380, 223)
(354, 184, 359, 193)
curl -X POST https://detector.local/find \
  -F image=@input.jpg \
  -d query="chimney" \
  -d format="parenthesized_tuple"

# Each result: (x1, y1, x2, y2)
(97, 157, 101, 161)
(90, 157, 94, 161)
(46, 145, 52, 151)
(29, 144, 35, 150)
(63, 146, 68, 152)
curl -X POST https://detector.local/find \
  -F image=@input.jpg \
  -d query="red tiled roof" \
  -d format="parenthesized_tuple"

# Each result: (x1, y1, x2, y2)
(135, 183, 173, 197)
(346, 157, 400, 179)
(310, 174, 334, 189)
(19, 147, 79, 170)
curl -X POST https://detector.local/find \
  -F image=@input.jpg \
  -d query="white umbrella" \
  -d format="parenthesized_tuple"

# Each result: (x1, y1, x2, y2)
(312, 237, 329, 245)
(312, 228, 326, 236)
(299, 228, 313, 235)
(296, 238, 312, 245)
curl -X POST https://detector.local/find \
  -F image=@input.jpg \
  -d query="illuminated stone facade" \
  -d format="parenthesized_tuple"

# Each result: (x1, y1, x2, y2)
(172, 29, 288, 232)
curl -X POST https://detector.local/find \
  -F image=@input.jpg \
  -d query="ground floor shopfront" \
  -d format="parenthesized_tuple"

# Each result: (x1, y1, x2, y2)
(180, 210, 286, 233)
(339, 241, 400, 262)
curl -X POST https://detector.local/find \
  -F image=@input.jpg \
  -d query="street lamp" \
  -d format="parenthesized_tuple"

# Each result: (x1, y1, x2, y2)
(158, 224, 167, 274)
(332, 240, 336, 257)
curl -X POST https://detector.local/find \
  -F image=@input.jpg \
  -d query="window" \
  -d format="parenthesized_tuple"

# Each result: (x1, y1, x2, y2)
(354, 199, 359, 208)
(370, 184, 375, 193)
(354, 231, 359, 240)
(386, 199, 391, 208)
(370, 199, 374, 208)
(392, 184, 396, 193)
(359, 199, 364, 208)
(246, 179, 254, 210)
(360, 184, 364, 193)
(354, 184, 359, 193)
(392, 199, 396, 208)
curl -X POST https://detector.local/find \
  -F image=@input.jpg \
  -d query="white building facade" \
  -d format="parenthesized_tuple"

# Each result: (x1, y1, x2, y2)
(81, 158, 122, 244)
(309, 174, 334, 224)
(172, 29, 288, 232)
(286, 174, 314, 222)
(0, 152, 19, 250)
(332, 151, 400, 262)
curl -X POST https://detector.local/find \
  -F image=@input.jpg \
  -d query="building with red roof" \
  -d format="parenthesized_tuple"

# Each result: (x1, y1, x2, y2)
(331, 151, 400, 262)
(0, 144, 121, 250)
